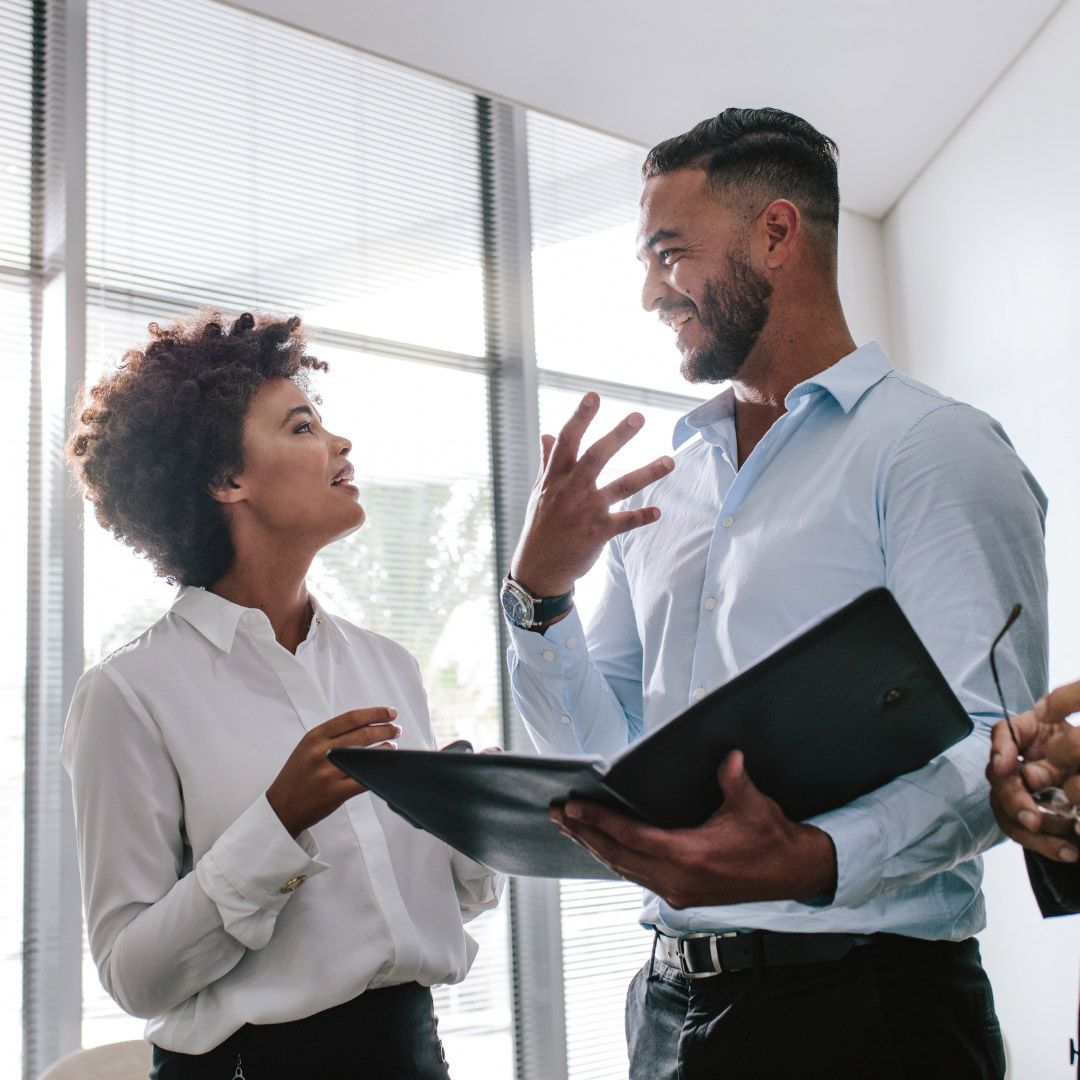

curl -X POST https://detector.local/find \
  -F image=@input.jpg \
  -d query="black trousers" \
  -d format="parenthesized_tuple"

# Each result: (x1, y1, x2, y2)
(150, 983, 452, 1080)
(626, 934, 1006, 1080)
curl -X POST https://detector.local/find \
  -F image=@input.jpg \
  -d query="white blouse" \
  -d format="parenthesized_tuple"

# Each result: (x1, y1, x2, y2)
(62, 586, 502, 1054)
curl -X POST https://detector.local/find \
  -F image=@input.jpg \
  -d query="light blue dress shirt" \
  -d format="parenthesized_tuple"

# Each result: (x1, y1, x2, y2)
(508, 342, 1048, 941)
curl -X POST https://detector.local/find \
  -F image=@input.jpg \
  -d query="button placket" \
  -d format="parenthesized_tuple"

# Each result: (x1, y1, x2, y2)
(258, 637, 424, 980)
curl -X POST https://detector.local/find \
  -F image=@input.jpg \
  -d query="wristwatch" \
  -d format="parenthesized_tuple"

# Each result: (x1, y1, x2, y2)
(500, 575, 574, 630)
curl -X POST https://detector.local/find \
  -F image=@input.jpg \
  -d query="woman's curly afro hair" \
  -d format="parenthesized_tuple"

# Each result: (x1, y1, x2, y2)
(67, 310, 328, 588)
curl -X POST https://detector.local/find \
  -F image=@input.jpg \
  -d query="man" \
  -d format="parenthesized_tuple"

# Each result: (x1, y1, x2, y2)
(501, 108, 1048, 1078)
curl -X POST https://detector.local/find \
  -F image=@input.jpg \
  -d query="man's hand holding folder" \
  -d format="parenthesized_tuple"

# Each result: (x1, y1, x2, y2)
(550, 748, 837, 907)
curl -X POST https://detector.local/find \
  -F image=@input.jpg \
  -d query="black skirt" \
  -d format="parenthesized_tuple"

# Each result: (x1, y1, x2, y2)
(150, 982, 452, 1080)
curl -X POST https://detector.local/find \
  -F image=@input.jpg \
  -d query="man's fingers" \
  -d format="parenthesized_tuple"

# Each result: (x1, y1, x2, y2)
(538, 434, 556, 474)
(548, 392, 600, 471)
(608, 506, 662, 538)
(559, 800, 669, 857)
(600, 456, 675, 504)
(551, 807, 662, 884)
(577, 412, 647, 480)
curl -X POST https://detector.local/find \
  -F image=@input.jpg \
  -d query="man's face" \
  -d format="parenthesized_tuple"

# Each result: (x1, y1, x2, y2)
(636, 169, 772, 384)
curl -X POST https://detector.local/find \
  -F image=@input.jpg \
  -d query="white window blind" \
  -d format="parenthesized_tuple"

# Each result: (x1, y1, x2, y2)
(82, 0, 511, 1070)
(19, 0, 713, 1074)
(0, 0, 33, 1074)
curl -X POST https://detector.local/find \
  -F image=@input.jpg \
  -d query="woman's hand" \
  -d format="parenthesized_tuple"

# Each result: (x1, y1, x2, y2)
(267, 707, 401, 837)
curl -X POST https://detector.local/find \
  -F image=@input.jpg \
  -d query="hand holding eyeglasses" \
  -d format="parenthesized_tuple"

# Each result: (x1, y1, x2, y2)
(988, 681, 1080, 863)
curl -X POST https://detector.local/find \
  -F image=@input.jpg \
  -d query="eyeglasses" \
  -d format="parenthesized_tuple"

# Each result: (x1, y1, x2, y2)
(990, 604, 1080, 835)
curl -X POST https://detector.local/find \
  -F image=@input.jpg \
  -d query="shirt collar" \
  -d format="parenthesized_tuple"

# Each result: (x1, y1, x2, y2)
(171, 586, 346, 653)
(671, 341, 892, 449)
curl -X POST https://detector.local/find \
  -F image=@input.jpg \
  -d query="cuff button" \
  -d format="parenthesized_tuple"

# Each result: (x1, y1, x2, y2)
(279, 875, 308, 894)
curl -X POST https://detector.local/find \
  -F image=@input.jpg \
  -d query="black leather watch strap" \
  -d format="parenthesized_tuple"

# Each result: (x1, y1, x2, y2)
(501, 576, 574, 629)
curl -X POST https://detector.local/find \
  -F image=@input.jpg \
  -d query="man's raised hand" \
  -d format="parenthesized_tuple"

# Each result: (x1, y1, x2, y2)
(510, 392, 674, 599)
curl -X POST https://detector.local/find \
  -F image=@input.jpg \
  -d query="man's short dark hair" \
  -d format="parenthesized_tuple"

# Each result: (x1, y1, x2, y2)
(67, 310, 326, 588)
(642, 107, 840, 232)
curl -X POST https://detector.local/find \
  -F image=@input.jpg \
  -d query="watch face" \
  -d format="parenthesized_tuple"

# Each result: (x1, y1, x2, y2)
(500, 579, 534, 628)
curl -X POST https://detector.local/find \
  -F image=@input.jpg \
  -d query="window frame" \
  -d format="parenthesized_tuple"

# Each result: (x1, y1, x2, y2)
(21, 4, 703, 1078)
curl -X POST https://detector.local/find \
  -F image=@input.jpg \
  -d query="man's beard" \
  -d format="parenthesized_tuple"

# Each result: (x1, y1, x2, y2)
(679, 252, 773, 384)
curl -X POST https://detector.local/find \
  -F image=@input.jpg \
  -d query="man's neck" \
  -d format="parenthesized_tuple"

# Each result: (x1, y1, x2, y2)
(729, 312, 857, 467)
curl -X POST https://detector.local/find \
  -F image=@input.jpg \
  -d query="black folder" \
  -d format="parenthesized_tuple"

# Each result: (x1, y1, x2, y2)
(329, 588, 973, 879)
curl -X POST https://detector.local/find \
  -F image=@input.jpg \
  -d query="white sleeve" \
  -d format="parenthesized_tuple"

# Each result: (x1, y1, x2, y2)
(62, 665, 327, 1019)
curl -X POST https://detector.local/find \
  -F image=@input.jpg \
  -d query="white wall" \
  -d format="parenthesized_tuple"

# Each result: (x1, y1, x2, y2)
(838, 208, 892, 354)
(884, 0, 1080, 1075)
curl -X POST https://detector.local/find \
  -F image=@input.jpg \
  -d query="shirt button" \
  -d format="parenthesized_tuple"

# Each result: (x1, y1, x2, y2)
(566, 637, 578, 649)
(721, 516, 734, 528)
(704, 597, 716, 611)
(542, 650, 556, 662)
(279, 875, 307, 894)
(693, 687, 706, 701)
(560, 715, 572, 725)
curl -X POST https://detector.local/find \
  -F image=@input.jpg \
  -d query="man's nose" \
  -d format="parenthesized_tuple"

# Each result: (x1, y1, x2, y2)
(640, 265, 671, 312)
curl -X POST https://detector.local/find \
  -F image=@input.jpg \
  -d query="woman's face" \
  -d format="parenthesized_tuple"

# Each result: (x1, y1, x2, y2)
(224, 376, 364, 549)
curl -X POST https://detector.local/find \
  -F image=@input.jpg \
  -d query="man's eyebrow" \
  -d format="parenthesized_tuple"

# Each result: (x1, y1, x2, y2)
(281, 404, 322, 427)
(637, 228, 680, 258)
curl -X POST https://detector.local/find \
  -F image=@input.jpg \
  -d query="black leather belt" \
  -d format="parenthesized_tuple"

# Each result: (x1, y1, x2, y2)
(654, 930, 872, 979)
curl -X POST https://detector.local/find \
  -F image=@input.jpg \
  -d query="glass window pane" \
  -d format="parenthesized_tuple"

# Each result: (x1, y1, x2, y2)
(534, 129, 708, 1075)
(0, 278, 31, 1076)
(81, 0, 512, 1041)
(528, 112, 695, 398)
(87, 0, 486, 357)
(309, 349, 501, 753)
(539, 386, 691, 617)
(1, 0, 32, 1070)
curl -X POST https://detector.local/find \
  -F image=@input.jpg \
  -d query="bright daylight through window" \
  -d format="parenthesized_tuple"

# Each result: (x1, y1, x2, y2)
(11, 0, 705, 1077)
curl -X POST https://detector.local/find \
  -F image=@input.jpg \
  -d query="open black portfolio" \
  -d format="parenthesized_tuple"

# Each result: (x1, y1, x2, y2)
(329, 588, 973, 879)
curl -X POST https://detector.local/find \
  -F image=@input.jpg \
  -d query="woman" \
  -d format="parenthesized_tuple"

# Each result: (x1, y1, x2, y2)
(63, 311, 501, 1079)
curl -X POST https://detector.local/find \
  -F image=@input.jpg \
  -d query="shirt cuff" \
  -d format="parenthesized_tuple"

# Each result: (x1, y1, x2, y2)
(506, 607, 587, 675)
(803, 799, 888, 910)
(450, 849, 506, 922)
(195, 794, 329, 949)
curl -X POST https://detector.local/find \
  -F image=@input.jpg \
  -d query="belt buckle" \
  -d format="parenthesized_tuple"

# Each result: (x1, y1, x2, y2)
(677, 931, 740, 979)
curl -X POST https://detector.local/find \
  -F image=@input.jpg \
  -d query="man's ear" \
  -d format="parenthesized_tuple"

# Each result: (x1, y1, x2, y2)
(207, 475, 245, 505)
(759, 199, 800, 269)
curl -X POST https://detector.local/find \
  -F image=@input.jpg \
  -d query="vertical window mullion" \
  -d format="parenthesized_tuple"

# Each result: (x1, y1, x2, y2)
(23, 0, 87, 1075)
(480, 96, 569, 1080)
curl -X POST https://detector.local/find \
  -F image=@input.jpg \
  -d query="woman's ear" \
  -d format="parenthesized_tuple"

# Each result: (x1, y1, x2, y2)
(207, 476, 244, 505)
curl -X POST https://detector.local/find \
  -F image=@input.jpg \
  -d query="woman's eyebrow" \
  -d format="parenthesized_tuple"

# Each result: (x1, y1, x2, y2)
(280, 404, 322, 427)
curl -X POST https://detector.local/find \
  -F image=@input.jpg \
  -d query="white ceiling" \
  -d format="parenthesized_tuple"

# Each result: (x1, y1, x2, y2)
(229, 0, 1064, 219)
